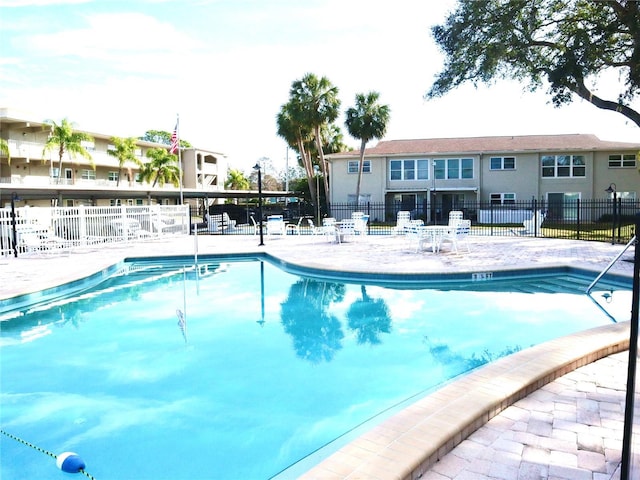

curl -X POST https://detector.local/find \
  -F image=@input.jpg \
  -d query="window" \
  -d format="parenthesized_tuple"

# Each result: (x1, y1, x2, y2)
(108, 171, 119, 182)
(50, 167, 60, 178)
(81, 169, 96, 180)
(110, 199, 122, 206)
(347, 193, 371, 203)
(81, 140, 95, 151)
(541, 155, 586, 177)
(461, 159, 473, 178)
(435, 158, 473, 179)
(389, 159, 428, 180)
(609, 154, 637, 168)
(490, 193, 516, 204)
(490, 156, 516, 170)
(348, 160, 371, 174)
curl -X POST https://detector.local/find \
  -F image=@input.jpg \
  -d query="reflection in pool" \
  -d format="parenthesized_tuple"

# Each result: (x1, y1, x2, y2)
(0, 256, 631, 480)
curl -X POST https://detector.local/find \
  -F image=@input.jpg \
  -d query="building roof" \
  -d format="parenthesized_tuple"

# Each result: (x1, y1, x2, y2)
(329, 134, 640, 158)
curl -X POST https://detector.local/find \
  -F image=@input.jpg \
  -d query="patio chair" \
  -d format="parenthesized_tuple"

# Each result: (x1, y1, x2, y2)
(266, 215, 286, 236)
(250, 216, 260, 235)
(448, 210, 464, 227)
(523, 210, 545, 235)
(393, 211, 411, 235)
(322, 217, 340, 243)
(286, 217, 304, 235)
(404, 220, 431, 252)
(352, 212, 369, 236)
(307, 219, 324, 236)
(439, 219, 471, 253)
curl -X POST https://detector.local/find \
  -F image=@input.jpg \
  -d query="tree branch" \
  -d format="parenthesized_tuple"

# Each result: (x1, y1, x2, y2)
(573, 79, 640, 127)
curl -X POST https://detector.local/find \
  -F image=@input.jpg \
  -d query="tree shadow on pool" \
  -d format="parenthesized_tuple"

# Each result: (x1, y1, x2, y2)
(280, 279, 346, 363)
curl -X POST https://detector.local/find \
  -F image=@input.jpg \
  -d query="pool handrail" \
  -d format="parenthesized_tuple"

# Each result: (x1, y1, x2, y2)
(586, 235, 636, 294)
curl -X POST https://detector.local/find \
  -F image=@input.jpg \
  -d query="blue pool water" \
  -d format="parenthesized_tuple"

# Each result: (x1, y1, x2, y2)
(0, 256, 632, 480)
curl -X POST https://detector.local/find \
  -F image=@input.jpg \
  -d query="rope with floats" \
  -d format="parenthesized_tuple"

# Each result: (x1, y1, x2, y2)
(1, 429, 96, 479)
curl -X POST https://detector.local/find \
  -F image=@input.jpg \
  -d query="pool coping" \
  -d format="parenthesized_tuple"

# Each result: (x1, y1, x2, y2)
(296, 321, 630, 480)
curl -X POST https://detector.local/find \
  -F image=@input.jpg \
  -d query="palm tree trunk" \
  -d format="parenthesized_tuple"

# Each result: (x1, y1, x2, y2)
(355, 138, 367, 204)
(296, 137, 316, 206)
(314, 126, 330, 209)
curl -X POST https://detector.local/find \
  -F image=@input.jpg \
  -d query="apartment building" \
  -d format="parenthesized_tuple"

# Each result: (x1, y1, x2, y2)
(0, 108, 227, 208)
(327, 134, 640, 218)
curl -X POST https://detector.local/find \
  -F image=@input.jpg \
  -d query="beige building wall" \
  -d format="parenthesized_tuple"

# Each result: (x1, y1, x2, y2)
(592, 150, 640, 198)
(479, 152, 540, 201)
(329, 155, 387, 203)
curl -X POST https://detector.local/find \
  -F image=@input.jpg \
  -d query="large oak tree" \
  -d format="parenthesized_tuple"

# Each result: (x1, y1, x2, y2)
(427, 0, 640, 127)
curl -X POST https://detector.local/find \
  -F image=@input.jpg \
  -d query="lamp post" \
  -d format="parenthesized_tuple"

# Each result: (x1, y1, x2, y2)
(253, 163, 264, 246)
(314, 165, 320, 225)
(606, 183, 617, 245)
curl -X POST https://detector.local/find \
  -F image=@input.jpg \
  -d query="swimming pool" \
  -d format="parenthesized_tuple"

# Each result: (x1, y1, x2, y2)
(0, 255, 632, 479)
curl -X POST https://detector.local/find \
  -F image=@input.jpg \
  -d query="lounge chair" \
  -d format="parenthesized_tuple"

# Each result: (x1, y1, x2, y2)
(18, 230, 73, 256)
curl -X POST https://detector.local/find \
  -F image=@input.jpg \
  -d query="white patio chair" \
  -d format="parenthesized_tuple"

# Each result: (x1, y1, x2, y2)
(523, 210, 545, 235)
(393, 211, 411, 235)
(352, 212, 369, 237)
(337, 219, 356, 243)
(286, 217, 304, 235)
(448, 210, 464, 227)
(250, 216, 260, 235)
(439, 219, 471, 253)
(266, 215, 286, 236)
(404, 220, 430, 252)
(306, 219, 324, 237)
(322, 217, 340, 243)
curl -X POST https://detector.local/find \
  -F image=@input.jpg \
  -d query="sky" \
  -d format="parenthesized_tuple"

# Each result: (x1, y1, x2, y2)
(2, 0, 640, 176)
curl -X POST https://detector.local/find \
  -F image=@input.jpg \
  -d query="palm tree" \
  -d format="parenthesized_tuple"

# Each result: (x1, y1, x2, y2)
(144, 148, 181, 187)
(345, 92, 390, 203)
(225, 168, 250, 190)
(289, 73, 341, 203)
(107, 136, 138, 186)
(0, 138, 9, 164)
(42, 118, 94, 184)
(277, 101, 317, 201)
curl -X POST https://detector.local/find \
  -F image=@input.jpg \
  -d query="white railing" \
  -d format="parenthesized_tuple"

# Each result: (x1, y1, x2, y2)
(0, 204, 189, 257)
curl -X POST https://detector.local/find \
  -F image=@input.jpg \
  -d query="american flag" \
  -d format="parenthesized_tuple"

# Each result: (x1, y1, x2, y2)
(169, 122, 179, 154)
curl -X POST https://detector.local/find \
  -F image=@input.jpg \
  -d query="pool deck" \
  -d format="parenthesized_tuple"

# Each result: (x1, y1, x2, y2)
(0, 233, 636, 479)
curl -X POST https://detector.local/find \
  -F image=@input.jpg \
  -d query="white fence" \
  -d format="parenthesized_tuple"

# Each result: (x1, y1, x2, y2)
(0, 205, 189, 257)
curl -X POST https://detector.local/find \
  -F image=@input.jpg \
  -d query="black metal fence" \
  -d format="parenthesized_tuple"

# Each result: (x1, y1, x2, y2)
(190, 198, 639, 244)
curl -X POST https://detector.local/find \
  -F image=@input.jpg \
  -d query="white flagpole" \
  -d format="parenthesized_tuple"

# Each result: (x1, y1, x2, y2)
(176, 114, 184, 205)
